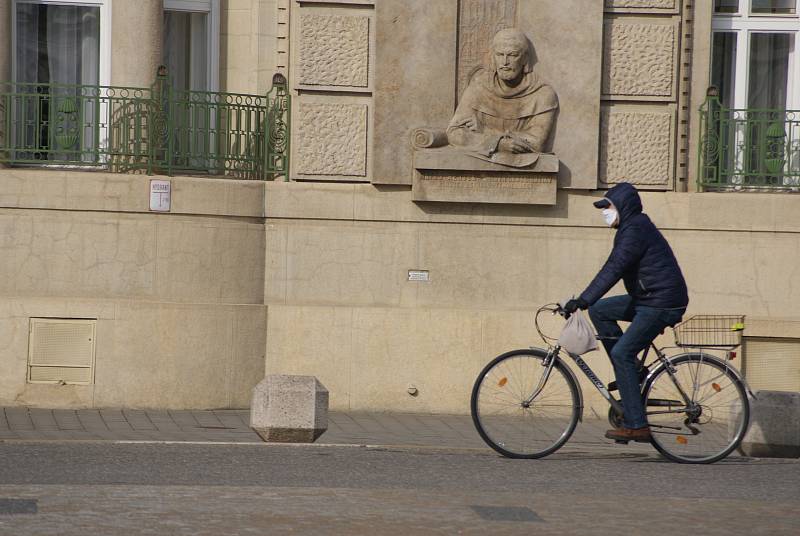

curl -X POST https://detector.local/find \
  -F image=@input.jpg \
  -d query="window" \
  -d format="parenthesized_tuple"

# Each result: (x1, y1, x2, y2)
(12, 0, 110, 87)
(10, 0, 110, 164)
(751, 0, 796, 14)
(715, 0, 741, 14)
(717, 0, 798, 14)
(712, 2, 799, 111)
(163, 0, 220, 93)
(705, 1, 800, 189)
(162, 0, 220, 171)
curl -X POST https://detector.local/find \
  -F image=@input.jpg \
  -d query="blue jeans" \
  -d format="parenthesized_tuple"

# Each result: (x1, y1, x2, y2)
(588, 295, 685, 429)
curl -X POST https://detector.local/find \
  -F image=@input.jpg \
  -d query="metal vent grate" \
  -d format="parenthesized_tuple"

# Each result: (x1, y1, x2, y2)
(28, 318, 96, 385)
(743, 337, 800, 392)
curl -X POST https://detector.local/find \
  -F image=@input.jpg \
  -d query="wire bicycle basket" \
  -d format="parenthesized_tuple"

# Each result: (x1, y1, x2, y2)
(673, 315, 745, 348)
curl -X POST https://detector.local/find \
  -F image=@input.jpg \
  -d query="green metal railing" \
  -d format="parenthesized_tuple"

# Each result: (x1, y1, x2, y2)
(698, 95, 800, 192)
(0, 71, 290, 180)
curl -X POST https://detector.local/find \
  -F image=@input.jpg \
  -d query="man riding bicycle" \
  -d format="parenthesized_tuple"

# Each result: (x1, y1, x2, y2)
(563, 182, 688, 443)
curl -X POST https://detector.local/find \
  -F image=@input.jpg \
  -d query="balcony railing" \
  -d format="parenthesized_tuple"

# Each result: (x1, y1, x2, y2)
(0, 70, 290, 180)
(698, 95, 800, 192)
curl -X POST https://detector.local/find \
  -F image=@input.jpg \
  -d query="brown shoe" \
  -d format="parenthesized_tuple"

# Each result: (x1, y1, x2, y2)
(605, 426, 652, 443)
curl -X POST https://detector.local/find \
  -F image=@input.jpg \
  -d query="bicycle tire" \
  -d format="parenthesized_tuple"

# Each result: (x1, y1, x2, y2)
(471, 348, 581, 459)
(644, 353, 750, 464)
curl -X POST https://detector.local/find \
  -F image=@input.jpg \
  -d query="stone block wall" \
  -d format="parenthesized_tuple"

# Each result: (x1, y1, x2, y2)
(0, 170, 267, 409)
(263, 182, 800, 414)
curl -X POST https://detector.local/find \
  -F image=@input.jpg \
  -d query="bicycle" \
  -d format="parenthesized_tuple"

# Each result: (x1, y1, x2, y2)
(470, 304, 752, 464)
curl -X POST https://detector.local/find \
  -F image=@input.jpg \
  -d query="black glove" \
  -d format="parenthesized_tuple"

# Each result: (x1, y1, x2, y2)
(563, 297, 588, 318)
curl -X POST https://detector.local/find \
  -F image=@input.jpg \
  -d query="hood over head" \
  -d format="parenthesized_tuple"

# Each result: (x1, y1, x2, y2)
(603, 182, 642, 225)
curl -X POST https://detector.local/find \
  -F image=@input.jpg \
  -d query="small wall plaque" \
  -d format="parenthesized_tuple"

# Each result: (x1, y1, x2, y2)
(149, 179, 171, 212)
(408, 270, 430, 282)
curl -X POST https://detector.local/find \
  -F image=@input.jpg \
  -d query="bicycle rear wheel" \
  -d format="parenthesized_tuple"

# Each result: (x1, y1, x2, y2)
(471, 348, 580, 459)
(644, 353, 750, 464)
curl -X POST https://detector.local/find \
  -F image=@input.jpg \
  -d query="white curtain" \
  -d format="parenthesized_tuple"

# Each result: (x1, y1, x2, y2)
(15, 5, 39, 86)
(15, 3, 100, 161)
(163, 10, 209, 168)
(748, 33, 790, 111)
(163, 11, 208, 92)
(189, 12, 208, 92)
(747, 33, 795, 185)
(15, 4, 99, 86)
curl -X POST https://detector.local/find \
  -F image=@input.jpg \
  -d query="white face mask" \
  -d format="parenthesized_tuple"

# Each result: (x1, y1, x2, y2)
(602, 208, 618, 227)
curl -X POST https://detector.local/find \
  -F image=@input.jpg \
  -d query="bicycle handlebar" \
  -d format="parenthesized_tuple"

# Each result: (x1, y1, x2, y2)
(534, 303, 566, 344)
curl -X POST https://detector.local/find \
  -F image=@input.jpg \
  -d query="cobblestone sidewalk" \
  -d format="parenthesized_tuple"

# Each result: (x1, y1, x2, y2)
(0, 407, 655, 454)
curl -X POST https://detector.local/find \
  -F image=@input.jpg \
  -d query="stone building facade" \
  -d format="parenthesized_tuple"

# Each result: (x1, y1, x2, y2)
(0, 0, 798, 413)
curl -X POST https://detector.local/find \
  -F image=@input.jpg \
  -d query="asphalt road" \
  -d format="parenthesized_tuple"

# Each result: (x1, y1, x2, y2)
(0, 442, 798, 535)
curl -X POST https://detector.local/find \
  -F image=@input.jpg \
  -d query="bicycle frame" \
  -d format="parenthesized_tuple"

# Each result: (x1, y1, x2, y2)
(544, 344, 625, 418)
(544, 341, 753, 427)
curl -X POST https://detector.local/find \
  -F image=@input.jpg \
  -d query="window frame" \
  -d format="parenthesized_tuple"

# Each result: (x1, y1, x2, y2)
(10, 0, 111, 87)
(163, 0, 220, 93)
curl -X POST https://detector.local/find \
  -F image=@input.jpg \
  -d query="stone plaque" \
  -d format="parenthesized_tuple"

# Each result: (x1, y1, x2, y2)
(457, 0, 518, 101)
(412, 148, 557, 205)
(374, 0, 602, 190)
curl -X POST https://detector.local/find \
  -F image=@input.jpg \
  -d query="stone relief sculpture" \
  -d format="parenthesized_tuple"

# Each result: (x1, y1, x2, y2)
(411, 27, 560, 205)
(412, 28, 558, 169)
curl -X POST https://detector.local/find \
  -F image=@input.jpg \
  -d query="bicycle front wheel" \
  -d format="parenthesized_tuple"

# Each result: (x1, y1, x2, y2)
(471, 348, 580, 459)
(644, 353, 750, 464)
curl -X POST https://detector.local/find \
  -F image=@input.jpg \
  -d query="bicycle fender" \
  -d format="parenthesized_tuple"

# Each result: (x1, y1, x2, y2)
(642, 352, 755, 399)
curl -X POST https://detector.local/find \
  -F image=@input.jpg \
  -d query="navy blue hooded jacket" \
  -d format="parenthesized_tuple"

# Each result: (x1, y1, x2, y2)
(579, 183, 689, 309)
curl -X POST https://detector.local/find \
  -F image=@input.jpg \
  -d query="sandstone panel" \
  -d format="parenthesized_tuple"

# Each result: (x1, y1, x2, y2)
(373, 0, 458, 184)
(295, 103, 368, 177)
(602, 19, 677, 99)
(600, 107, 674, 187)
(297, 13, 369, 88)
(518, 0, 604, 189)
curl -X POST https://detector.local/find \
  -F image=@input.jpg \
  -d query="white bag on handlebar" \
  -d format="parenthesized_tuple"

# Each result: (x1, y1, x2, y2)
(557, 311, 598, 355)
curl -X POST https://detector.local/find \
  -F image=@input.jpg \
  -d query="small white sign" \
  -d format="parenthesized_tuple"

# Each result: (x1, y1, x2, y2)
(149, 179, 171, 212)
(408, 270, 430, 282)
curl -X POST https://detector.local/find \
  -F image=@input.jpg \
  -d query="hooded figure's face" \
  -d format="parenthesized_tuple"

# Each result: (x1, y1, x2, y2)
(492, 39, 527, 82)
(602, 204, 619, 228)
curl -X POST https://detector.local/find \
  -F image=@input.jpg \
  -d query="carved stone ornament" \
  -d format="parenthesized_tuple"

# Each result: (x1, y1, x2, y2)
(411, 28, 559, 204)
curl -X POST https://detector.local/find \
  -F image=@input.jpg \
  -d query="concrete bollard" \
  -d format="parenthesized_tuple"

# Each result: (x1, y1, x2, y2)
(250, 374, 329, 443)
(739, 391, 800, 458)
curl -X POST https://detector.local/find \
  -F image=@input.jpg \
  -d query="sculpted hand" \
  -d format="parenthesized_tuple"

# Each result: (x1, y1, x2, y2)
(497, 136, 533, 154)
(455, 117, 478, 132)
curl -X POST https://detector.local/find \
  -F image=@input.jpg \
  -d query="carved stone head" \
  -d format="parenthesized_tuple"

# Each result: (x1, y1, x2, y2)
(490, 28, 534, 82)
